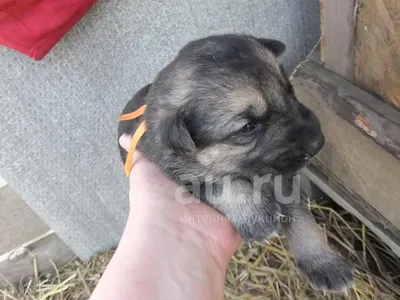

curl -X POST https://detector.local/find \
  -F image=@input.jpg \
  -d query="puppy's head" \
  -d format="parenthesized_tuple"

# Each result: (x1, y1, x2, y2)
(145, 34, 325, 179)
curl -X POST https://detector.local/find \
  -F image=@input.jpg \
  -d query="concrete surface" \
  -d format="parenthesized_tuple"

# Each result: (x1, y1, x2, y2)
(0, 0, 320, 260)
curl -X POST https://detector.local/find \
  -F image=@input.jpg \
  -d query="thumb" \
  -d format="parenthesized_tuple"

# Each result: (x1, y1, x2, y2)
(119, 134, 132, 151)
(119, 134, 144, 167)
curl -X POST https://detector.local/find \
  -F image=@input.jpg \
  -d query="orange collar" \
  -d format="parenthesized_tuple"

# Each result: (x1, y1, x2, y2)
(117, 105, 147, 176)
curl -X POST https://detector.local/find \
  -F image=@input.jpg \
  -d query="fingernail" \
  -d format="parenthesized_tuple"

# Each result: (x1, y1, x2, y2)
(119, 134, 132, 151)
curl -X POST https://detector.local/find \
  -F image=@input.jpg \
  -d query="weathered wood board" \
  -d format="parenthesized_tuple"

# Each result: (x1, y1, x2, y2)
(0, 185, 75, 287)
(291, 60, 400, 235)
(292, 60, 400, 161)
(0, 231, 75, 288)
(355, 0, 400, 110)
(0, 185, 49, 254)
(302, 165, 400, 257)
(320, 0, 357, 81)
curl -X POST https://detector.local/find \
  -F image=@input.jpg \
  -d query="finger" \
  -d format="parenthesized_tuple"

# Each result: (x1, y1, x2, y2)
(119, 134, 145, 173)
(119, 134, 132, 151)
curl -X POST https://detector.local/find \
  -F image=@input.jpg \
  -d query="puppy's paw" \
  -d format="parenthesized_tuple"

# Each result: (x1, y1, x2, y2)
(235, 216, 278, 243)
(296, 249, 354, 293)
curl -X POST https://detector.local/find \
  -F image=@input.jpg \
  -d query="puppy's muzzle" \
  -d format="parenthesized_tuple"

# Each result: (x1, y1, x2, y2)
(303, 134, 325, 157)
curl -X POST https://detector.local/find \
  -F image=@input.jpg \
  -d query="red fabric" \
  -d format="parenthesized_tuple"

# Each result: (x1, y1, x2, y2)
(0, 0, 97, 60)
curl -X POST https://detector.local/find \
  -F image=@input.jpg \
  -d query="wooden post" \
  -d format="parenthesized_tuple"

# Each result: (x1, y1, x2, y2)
(321, 0, 358, 81)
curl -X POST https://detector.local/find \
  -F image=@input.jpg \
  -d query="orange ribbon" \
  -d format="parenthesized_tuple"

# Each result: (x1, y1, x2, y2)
(117, 105, 147, 176)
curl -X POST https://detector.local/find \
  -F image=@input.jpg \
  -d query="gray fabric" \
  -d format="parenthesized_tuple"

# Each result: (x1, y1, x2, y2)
(0, 0, 320, 260)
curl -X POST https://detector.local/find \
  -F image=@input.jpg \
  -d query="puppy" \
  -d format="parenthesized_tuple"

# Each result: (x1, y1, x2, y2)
(118, 34, 353, 292)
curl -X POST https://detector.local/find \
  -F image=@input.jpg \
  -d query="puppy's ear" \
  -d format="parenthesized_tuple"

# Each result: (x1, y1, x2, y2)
(256, 38, 286, 57)
(160, 113, 196, 155)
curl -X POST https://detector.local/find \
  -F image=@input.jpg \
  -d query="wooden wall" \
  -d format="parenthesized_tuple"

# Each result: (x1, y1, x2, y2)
(292, 61, 400, 243)
(355, 0, 400, 109)
(293, 0, 400, 256)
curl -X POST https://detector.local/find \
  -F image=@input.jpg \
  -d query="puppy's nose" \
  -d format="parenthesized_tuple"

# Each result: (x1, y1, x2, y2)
(304, 134, 325, 156)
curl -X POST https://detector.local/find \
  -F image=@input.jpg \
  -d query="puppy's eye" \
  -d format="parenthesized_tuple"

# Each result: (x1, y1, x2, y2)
(239, 122, 257, 133)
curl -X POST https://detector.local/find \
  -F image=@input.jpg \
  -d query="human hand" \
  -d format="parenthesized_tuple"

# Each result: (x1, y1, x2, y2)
(90, 134, 240, 300)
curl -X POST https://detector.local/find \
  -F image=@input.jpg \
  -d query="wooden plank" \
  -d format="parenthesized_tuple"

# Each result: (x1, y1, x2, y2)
(0, 231, 75, 288)
(306, 39, 321, 64)
(355, 0, 400, 110)
(299, 172, 325, 201)
(291, 60, 400, 232)
(0, 185, 49, 254)
(321, 0, 357, 81)
(291, 60, 400, 161)
(302, 165, 400, 258)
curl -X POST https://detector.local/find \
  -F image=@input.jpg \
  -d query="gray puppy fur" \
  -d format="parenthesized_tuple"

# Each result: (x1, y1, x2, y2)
(118, 34, 354, 292)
